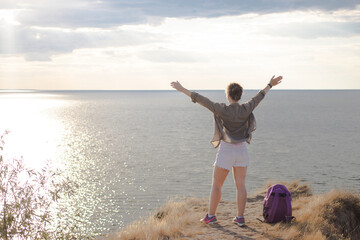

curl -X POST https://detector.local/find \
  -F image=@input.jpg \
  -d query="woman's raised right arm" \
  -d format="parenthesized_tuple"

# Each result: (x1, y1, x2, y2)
(265, 75, 283, 93)
(243, 75, 283, 112)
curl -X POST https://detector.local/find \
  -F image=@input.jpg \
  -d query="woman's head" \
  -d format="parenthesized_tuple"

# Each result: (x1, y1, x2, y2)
(226, 82, 243, 102)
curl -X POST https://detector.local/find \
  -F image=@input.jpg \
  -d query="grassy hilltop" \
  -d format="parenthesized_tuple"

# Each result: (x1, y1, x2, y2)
(109, 181, 360, 240)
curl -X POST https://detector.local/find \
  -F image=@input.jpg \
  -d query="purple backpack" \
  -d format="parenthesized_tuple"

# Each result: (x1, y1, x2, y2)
(262, 184, 294, 223)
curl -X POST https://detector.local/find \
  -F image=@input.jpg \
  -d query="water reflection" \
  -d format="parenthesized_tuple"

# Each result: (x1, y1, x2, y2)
(1, 92, 139, 235)
(0, 92, 110, 236)
(0, 93, 66, 169)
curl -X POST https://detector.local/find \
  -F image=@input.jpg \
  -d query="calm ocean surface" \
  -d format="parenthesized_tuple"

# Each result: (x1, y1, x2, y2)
(1, 90, 359, 235)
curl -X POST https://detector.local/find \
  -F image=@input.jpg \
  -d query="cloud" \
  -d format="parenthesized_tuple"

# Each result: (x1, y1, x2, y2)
(1, 1, 360, 61)
(3, 0, 360, 28)
(139, 49, 204, 63)
(0, 21, 161, 61)
(17, 4, 147, 28)
(262, 21, 360, 39)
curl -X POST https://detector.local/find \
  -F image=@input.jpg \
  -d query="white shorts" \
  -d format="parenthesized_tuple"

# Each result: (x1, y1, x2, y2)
(214, 140, 249, 171)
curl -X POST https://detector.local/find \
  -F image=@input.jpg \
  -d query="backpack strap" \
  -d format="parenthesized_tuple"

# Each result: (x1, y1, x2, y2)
(264, 185, 275, 202)
(267, 192, 280, 223)
(285, 194, 293, 222)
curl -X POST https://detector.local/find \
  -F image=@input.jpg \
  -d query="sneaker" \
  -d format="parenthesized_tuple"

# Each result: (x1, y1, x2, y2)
(200, 214, 218, 224)
(233, 216, 246, 227)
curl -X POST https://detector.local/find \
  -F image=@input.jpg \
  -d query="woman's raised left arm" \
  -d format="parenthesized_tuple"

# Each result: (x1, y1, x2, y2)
(170, 81, 225, 115)
(170, 81, 191, 97)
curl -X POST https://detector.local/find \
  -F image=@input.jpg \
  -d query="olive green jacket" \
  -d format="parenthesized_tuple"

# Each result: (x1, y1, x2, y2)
(191, 90, 266, 148)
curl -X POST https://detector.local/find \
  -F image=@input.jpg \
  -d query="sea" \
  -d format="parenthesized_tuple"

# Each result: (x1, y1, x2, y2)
(0, 90, 359, 236)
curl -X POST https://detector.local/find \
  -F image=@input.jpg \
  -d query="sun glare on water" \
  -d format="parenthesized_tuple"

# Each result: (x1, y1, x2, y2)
(0, 93, 68, 169)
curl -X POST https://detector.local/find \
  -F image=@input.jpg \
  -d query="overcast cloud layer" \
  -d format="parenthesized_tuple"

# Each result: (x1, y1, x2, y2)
(1, 0, 360, 61)
(0, 22, 161, 61)
(1, 0, 360, 27)
(0, 0, 360, 90)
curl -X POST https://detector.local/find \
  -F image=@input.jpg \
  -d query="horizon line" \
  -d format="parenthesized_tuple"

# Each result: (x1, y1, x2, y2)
(0, 88, 360, 92)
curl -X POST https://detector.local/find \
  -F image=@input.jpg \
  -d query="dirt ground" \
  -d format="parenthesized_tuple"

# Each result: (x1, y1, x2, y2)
(179, 197, 278, 240)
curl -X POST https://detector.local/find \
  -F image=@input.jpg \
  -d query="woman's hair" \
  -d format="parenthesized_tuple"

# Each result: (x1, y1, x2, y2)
(226, 82, 243, 101)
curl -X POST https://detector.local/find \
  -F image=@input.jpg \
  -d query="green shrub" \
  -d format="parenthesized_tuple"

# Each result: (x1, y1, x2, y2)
(0, 131, 92, 239)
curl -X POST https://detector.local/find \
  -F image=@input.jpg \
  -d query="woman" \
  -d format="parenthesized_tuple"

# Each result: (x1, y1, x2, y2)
(170, 75, 283, 226)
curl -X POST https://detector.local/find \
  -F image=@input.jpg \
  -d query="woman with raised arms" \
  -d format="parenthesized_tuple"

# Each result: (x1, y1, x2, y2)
(171, 75, 283, 226)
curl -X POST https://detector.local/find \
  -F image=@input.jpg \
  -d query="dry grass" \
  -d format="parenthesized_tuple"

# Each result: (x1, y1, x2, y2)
(249, 180, 312, 201)
(108, 197, 206, 240)
(269, 190, 360, 240)
(108, 181, 360, 240)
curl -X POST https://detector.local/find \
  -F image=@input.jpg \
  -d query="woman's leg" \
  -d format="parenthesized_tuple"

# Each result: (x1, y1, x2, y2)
(208, 166, 229, 215)
(233, 166, 247, 217)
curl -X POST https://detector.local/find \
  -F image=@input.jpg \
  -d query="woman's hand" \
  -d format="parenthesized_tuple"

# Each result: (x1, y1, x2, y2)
(171, 81, 185, 92)
(171, 81, 192, 97)
(269, 75, 283, 87)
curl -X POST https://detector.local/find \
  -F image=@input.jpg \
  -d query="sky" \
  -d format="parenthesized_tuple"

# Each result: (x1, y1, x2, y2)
(0, 0, 359, 90)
